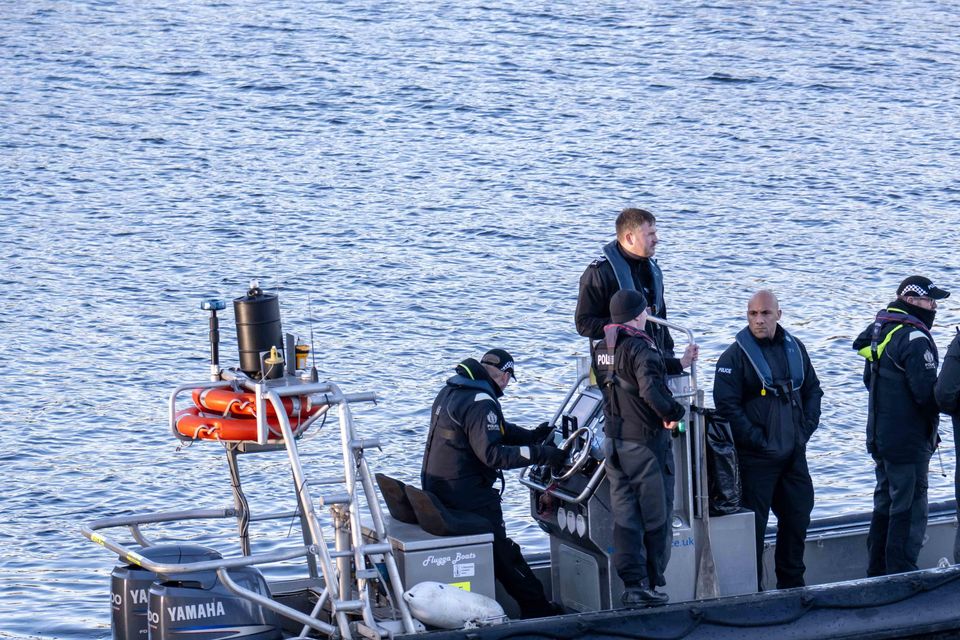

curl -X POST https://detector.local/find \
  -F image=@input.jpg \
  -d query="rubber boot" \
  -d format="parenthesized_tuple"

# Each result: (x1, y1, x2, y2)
(885, 510, 918, 575)
(621, 581, 669, 608)
(866, 510, 889, 577)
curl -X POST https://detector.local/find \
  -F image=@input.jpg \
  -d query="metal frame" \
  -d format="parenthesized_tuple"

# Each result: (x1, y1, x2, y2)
(521, 317, 706, 511)
(83, 374, 417, 640)
(520, 317, 719, 598)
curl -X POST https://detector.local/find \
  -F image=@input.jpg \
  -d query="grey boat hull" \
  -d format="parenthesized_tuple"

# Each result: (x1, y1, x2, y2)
(462, 499, 960, 640)
(431, 565, 960, 640)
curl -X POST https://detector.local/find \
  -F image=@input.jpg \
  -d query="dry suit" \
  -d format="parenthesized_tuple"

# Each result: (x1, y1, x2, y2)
(594, 324, 686, 591)
(713, 325, 822, 589)
(854, 301, 940, 576)
(420, 358, 560, 618)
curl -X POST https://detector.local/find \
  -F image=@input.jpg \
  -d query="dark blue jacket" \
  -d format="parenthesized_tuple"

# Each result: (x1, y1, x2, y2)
(853, 304, 940, 463)
(594, 324, 685, 443)
(714, 325, 822, 462)
(935, 329, 960, 510)
(420, 359, 555, 510)
(935, 329, 960, 424)
(575, 241, 676, 359)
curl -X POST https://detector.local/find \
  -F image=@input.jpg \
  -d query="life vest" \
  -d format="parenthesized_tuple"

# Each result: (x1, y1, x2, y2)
(595, 324, 654, 434)
(595, 325, 647, 393)
(857, 309, 932, 365)
(420, 361, 506, 494)
(602, 240, 665, 316)
(735, 327, 804, 397)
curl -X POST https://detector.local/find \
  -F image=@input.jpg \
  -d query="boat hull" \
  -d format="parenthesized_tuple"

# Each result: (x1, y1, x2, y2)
(435, 564, 960, 640)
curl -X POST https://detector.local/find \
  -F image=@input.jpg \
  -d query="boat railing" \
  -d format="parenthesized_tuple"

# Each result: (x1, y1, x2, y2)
(167, 374, 372, 444)
(82, 509, 313, 574)
(84, 374, 418, 640)
(520, 316, 706, 512)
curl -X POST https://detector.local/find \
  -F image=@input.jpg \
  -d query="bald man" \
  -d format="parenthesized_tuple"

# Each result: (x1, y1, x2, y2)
(713, 290, 823, 590)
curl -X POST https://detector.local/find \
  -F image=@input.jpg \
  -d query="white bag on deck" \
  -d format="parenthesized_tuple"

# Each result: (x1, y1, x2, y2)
(402, 581, 507, 629)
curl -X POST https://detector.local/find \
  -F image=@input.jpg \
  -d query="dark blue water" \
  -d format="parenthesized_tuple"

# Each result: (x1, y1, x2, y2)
(2, 1, 960, 636)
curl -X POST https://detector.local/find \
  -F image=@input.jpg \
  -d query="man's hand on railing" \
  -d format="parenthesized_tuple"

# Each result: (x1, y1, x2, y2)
(680, 343, 699, 369)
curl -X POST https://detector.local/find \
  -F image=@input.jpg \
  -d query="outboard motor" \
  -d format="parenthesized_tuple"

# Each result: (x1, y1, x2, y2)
(148, 565, 281, 640)
(110, 544, 222, 640)
(234, 280, 284, 379)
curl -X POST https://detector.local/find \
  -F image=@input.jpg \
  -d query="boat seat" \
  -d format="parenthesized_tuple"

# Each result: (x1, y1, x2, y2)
(403, 485, 494, 537)
(374, 473, 419, 525)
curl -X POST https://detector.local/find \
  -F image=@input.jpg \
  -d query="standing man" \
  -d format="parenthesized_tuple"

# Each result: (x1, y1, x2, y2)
(935, 325, 960, 563)
(576, 208, 678, 361)
(854, 276, 948, 576)
(420, 348, 565, 618)
(714, 290, 823, 590)
(594, 289, 694, 607)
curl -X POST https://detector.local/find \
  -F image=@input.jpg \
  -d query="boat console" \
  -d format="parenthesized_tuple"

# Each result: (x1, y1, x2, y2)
(521, 318, 758, 610)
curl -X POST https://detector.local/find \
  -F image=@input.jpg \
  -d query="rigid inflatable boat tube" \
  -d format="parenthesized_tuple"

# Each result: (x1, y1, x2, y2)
(419, 566, 960, 640)
(402, 581, 506, 630)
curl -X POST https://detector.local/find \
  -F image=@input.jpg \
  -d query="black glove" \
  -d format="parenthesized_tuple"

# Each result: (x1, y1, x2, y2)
(531, 422, 554, 443)
(539, 445, 567, 471)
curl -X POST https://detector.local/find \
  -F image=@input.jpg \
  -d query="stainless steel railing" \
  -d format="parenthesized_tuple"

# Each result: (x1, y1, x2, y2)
(85, 374, 417, 639)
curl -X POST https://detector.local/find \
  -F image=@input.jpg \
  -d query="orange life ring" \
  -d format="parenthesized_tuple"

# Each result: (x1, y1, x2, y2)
(175, 407, 286, 441)
(191, 388, 311, 419)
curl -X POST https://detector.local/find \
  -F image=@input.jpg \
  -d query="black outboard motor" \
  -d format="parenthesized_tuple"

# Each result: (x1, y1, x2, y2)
(234, 280, 284, 380)
(148, 565, 282, 640)
(110, 544, 222, 640)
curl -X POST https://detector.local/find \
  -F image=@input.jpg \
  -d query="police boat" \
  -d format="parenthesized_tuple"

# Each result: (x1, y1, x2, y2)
(83, 283, 960, 640)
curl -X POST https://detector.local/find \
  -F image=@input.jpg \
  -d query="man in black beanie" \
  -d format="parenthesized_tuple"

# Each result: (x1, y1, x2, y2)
(593, 289, 690, 607)
(853, 275, 950, 576)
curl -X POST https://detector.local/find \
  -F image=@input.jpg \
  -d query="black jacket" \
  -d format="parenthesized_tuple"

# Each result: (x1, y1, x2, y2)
(935, 330, 960, 430)
(420, 359, 555, 510)
(595, 325, 686, 443)
(853, 303, 940, 463)
(575, 243, 675, 358)
(714, 325, 822, 462)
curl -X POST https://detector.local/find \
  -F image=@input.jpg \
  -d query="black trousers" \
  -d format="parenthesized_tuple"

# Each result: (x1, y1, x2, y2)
(739, 449, 814, 590)
(867, 456, 930, 577)
(603, 436, 674, 589)
(474, 502, 553, 618)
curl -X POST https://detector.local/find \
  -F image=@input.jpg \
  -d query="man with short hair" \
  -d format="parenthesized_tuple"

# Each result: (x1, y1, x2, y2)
(421, 348, 565, 618)
(714, 290, 823, 590)
(576, 208, 687, 364)
(594, 289, 692, 607)
(854, 276, 949, 576)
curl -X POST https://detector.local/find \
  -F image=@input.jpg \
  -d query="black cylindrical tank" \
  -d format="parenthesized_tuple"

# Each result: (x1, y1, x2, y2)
(148, 565, 282, 640)
(110, 544, 222, 640)
(234, 283, 284, 378)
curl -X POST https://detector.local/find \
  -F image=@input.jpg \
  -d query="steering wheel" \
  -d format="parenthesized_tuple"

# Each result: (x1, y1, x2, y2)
(551, 426, 594, 482)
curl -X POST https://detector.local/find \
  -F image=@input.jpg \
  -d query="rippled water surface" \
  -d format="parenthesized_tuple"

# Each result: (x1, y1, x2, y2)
(2, 1, 960, 637)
